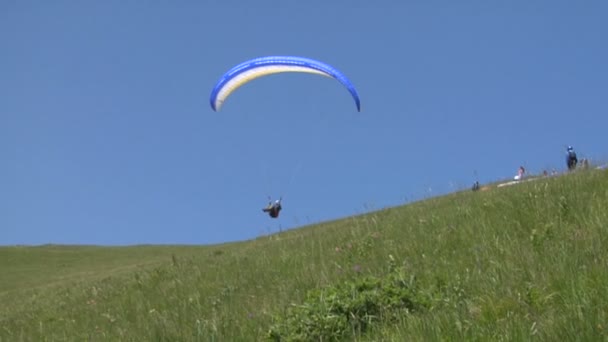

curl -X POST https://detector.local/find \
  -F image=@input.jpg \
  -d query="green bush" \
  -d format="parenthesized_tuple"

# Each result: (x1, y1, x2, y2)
(267, 258, 430, 341)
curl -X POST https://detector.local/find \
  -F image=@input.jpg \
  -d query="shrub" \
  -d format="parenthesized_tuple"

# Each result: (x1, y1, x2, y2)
(267, 258, 430, 341)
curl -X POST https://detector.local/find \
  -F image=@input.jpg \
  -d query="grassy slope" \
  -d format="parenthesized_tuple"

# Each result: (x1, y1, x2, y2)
(1, 169, 607, 341)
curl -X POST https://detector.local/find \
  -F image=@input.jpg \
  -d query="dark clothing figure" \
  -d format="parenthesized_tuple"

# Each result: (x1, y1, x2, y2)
(263, 199, 282, 218)
(472, 181, 480, 192)
(566, 146, 578, 171)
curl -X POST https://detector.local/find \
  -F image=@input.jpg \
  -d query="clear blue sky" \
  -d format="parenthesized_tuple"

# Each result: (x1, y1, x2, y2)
(2, 1, 607, 245)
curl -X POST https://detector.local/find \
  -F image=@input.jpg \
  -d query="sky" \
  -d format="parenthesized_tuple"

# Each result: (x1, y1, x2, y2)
(1, 1, 607, 246)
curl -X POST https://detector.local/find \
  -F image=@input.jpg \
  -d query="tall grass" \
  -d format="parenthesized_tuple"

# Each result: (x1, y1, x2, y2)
(1, 169, 607, 341)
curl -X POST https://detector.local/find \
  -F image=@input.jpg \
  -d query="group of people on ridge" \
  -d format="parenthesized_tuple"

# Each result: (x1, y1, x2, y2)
(472, 146, 582, 192)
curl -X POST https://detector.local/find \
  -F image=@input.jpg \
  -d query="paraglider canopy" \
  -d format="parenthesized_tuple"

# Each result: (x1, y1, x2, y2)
(209, 56, 361, 112)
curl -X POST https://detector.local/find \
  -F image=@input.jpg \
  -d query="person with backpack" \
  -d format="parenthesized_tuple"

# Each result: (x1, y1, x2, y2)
(566, 146, 578, 171)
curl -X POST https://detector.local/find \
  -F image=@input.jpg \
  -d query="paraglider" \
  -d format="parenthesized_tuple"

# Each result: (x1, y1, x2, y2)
(209, 56, 361, 112)
(209, 56, 359, 219)
(262, 198, 282, 219)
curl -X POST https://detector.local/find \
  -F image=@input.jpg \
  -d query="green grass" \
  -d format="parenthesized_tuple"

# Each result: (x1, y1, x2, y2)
(1, 169, 608, 341)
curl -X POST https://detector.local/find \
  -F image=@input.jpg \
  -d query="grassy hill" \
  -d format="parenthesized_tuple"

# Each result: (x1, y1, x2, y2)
(1, 169, 607, 341)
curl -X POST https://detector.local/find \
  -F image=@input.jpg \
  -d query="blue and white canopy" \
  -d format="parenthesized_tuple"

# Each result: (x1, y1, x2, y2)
(210, 56, 361, 112)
